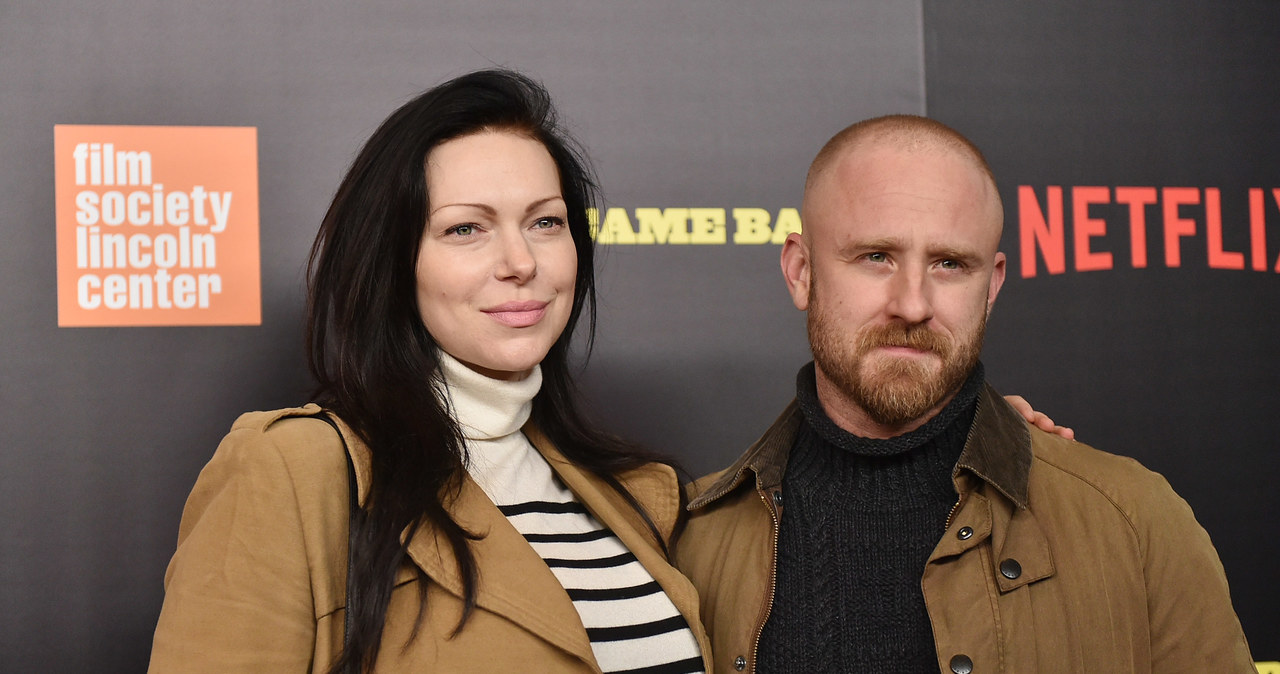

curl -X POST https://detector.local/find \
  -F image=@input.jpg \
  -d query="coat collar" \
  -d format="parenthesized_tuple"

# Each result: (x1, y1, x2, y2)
(687, 401, 800, 509)
(322, 409, 693, 669)
(955, 383, 1032, 509)
(689, 382, 1033, 511)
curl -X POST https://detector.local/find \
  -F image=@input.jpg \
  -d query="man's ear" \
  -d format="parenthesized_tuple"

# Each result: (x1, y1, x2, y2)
(987, 251, 1007, 314)
(781, 232, 812, 310)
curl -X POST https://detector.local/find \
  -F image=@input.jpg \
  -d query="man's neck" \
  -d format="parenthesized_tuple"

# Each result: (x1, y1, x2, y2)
(812, 366, 959, 439)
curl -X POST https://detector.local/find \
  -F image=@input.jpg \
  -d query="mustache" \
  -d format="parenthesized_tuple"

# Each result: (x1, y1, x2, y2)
(856, 323, 951, 354)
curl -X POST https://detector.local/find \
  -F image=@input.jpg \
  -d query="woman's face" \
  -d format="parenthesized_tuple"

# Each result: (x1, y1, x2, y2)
(416, 130, 578, 380)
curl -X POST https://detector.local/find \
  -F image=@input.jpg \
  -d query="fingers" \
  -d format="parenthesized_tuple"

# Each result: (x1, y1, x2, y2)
(1003, 394, 1076, 440)
(1005, 394, 1034, 418)
(1033, 413, 1077, 440)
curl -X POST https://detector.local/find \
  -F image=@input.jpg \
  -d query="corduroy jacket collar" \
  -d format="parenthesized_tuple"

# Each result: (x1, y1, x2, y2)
(688, 380, 1033, 511)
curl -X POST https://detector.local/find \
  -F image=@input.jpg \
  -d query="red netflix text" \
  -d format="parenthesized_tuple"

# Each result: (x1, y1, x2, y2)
(1018, 186, 1280, 278)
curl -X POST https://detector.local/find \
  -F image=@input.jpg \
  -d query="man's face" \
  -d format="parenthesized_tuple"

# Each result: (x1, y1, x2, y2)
(783, 141, 1006, 433)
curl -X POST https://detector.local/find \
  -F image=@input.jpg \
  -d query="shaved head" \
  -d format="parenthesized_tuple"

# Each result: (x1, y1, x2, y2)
(806, 115, 997, 187)
(803, 115, 1003, 240)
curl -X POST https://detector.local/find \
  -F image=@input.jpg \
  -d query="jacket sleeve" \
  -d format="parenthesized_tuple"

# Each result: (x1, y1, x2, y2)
(1137, 469, 1257, 672)
(148, 425, 323, 673)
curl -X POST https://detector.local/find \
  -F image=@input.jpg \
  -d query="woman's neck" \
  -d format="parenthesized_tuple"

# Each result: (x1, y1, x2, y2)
(436, 350, 542, 442)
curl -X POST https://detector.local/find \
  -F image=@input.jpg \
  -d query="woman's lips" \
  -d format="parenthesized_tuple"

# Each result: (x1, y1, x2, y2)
(483, 301, 548, 328)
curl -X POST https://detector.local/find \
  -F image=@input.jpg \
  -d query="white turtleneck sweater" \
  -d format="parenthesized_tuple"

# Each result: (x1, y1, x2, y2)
(436, 353, 703, 674)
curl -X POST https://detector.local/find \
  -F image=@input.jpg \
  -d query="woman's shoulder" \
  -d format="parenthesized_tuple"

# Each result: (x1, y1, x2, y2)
(154, 405, 352, 669)
(202, 404, 356, 495)
(229, 402, 333, 438)
(177, 404, 357, 559)
(603, 460, 683, 544)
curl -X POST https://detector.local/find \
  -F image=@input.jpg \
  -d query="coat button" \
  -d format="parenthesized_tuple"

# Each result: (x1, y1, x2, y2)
(734, 655, 747, 670)
(1000, 558, 1022, 579)
(772, 491, 783, 507)
(949, 654, 974, 673)
(957, 526, 974, 540)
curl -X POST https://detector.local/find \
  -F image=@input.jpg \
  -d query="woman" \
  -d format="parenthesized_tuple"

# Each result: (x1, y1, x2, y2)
(149, 70, 710, 673)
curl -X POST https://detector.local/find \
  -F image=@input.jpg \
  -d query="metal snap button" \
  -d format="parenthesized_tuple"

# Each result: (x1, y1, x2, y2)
(1000, 558, 1023, 580)
(957, 526, 973, 540)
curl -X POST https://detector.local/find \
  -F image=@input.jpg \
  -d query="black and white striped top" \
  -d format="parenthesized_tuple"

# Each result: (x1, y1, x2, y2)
(438, 353, 703, 673)
(499, 490, 703, 673)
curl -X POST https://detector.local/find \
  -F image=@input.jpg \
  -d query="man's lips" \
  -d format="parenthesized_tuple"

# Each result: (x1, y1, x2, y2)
(874, 344, 937, 357)
(483, 301, 548, 328)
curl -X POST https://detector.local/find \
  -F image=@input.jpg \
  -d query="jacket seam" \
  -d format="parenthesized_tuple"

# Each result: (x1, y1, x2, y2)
(1029, 452, 1144, 549)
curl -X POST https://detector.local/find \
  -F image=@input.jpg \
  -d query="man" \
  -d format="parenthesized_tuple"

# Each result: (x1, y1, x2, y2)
(674, 115, 1255, 673)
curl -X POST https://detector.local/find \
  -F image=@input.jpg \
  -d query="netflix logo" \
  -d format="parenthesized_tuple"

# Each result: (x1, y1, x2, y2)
(1017, 186, 1280, 278)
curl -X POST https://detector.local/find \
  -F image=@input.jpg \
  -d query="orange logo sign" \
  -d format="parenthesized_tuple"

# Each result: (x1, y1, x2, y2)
(55, 125, 260, 326)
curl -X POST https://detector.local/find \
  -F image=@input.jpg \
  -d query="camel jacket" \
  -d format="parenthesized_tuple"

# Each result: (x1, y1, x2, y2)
(149, 404, 711, 673)
(674, 384, 1255, 674)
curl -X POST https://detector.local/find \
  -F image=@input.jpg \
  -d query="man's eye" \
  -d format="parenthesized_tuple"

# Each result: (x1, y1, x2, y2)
(939, 259, 960, 270)
(867, 252, 887, 263)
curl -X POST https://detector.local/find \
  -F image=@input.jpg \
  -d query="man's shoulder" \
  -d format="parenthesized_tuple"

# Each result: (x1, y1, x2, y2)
(685, 466, 736, 502)
(676, 463, 776, 583)
(679, 436, 784, 549)
(682, 466, 762, 540)
(1018, 428, 1254, 668)
(1023, 427, 1190, 532)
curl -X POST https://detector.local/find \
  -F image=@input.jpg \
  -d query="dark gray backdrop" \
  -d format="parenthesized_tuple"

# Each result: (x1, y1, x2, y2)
(1, 2, 1273, 671)
(924, 1, 1279, 660)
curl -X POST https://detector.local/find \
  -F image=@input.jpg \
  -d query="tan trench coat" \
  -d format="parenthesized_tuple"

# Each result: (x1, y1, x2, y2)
(674, 385, 1255, 674)
(149, 404, 711, 673)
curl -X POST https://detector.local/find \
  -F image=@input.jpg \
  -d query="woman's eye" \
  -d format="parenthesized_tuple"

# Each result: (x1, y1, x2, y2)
(446, 224, 476, 236)
(533, 216, 565, 230)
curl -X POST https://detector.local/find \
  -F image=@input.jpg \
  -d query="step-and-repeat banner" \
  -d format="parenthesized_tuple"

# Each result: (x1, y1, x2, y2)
(1, 1, 1274, 669)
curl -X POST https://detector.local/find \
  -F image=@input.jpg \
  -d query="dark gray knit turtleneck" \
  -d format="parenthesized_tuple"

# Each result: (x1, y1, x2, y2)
(756, 362, 984, 674)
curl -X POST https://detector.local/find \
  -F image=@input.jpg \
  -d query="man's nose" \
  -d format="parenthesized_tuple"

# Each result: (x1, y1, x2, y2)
(885, 268, 933, 323)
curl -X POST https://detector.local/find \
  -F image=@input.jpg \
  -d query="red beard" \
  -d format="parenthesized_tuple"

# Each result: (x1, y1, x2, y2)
(808, 303, 983, 428)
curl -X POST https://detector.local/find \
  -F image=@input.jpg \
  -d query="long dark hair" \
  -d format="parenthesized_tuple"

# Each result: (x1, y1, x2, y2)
(306, 70, 673, 673)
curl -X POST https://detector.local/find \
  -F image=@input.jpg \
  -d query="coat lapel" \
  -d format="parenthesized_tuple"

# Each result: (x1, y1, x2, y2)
(402, 476, 599, 667)
(331, 413, 598, 669)
(526, 427, 713, 668)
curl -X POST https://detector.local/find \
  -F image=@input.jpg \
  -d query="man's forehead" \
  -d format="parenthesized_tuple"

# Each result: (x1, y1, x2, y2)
(804, 142, 1002, 244)
(824, 228, 987, 258)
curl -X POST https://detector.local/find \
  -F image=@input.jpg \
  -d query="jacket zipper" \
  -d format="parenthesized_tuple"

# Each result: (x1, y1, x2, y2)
(748, 486, 781, 673)
(943, 496, 964, 532)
